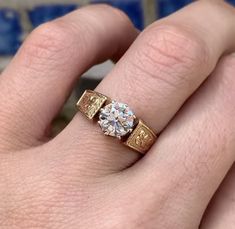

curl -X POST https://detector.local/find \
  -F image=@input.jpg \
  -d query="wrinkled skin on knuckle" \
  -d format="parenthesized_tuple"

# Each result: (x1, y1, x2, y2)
(134, 23, 209, 89)
(18, 21, 78, 75)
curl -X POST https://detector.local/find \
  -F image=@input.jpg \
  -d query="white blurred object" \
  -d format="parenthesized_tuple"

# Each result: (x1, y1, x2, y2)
(83, 60, 114, 79)
(0, 57, 11, 70)
(0, 57, 114, 80)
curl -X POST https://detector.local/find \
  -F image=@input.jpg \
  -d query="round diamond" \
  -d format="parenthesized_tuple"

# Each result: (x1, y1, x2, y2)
(98, 101, 135, 138)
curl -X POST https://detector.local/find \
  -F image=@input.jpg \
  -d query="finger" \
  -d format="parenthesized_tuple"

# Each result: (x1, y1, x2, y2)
(0, 5, 138, 151)
(61, 1, 235, 172)
(200, 167, 235, 228)
(131, 54, 235, 228)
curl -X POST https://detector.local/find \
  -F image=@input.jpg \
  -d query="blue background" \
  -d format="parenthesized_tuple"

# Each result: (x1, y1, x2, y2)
(0, 0, 234, 56)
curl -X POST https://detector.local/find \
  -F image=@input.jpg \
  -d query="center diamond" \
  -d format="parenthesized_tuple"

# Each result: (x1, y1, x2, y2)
(98, 101, 135, 138)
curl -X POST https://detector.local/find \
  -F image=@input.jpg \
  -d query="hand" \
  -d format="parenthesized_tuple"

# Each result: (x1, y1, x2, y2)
(0, 2, 235, 228)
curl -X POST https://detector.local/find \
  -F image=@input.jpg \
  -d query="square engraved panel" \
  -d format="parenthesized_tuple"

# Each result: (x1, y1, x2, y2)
(76, 90, 108, 120)
(125, 120, 157, 154)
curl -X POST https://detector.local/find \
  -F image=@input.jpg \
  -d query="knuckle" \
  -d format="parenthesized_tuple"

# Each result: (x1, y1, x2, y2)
(20, 21, 75, 69)
(144, 23, 209, 67)
(137, 23, 209, 86)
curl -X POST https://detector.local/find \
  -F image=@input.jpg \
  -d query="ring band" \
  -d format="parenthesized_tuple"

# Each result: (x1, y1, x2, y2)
(76, 90, 157, 154)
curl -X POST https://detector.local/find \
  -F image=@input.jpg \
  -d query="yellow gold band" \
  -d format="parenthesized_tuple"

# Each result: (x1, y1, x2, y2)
(76, 90, 157, 154)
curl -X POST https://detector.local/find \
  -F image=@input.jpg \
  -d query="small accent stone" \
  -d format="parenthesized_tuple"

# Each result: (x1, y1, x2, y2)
(99, 101, 135, 138)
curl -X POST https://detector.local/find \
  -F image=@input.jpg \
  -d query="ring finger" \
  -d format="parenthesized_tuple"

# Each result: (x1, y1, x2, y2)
(59, 1, 235, 172)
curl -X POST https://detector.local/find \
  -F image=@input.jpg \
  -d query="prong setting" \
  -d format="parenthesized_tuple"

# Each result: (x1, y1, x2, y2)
(98, 101, 135, 139)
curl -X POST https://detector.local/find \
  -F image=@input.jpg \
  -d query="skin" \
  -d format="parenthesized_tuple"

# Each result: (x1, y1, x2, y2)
(0, 1, 235, 228)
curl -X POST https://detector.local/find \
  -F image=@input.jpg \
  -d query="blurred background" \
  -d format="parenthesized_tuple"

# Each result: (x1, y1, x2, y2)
(0, 0, 234, 133)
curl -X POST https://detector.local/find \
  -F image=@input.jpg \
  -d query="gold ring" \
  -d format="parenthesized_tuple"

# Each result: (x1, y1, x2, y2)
(76, 90, 157, 154)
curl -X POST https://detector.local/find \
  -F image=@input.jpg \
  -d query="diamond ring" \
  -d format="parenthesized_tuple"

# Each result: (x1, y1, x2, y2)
(76, 90, 157, 154)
